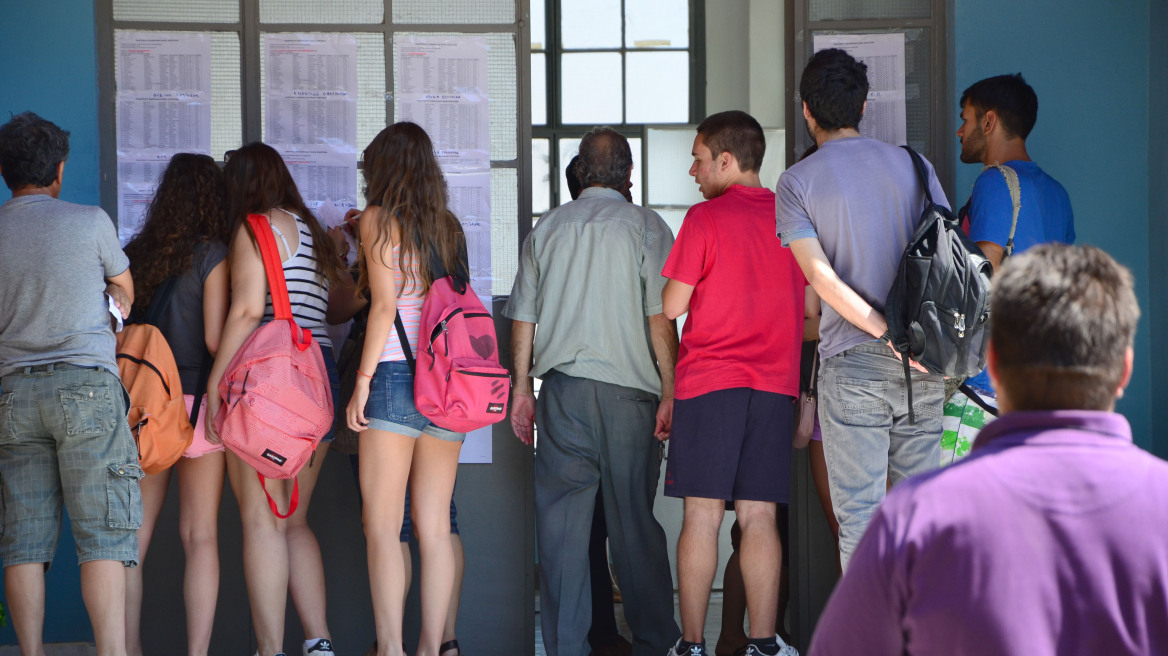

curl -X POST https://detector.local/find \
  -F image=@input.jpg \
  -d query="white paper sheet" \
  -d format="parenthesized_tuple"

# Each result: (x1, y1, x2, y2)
(264, 34, 359, 210)
(395, 35, 491, 172)
(812, 33, 907, 146)
(445, 171, 493, 297)
(115, 32, 212, 244)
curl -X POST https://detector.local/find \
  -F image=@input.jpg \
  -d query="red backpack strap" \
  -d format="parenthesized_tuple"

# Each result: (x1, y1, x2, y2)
(256, 472, 300, 518)
(246, 214, 313, 350)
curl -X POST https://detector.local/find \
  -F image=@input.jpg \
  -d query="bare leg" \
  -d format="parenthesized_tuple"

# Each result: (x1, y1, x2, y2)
(176, 452, 225, 656)
(360, 429, 414, 656)
(82, 559, 131, 656)
(126, 469, 170, 656)
(677, 497, 725, 644)
(409, 434, 461, 656)
(226, 452, 289, 656)
(6, 563, 47, 656)
(714, 527, 748, 656)
(288, 443, 332, 641)
(439, 533, 465, 655)
(734, 500, 779, 640)
(808, 439, 841, 574)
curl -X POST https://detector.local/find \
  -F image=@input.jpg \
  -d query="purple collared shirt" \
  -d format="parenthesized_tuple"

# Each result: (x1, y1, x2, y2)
(810, 410, 1168, 656)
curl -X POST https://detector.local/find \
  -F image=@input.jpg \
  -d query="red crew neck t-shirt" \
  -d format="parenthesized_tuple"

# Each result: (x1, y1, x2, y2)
(662, 184, 806, 400)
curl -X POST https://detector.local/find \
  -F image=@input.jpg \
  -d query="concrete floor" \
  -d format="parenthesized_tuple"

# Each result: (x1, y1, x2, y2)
(535, 592, 727, 656)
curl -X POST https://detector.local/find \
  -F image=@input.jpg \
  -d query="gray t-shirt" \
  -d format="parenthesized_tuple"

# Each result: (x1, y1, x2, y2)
(775, 137, 949, 360)
(503, 186, 674, 396)
(149, 241, 228, 392)
(0, 194, 130, 377)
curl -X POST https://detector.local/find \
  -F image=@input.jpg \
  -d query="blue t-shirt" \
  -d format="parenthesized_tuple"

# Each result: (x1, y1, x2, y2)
(966, 160, 1074, 393)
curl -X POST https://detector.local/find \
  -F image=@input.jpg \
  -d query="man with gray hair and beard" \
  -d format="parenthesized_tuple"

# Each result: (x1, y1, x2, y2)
(505, 126, 681, 656)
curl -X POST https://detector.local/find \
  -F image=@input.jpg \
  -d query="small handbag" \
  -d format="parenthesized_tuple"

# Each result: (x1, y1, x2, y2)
(793, 345, 819, 449)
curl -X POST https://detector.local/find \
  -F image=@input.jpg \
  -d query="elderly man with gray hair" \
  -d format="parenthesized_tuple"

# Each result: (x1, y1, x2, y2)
(504, 126, 681, 656)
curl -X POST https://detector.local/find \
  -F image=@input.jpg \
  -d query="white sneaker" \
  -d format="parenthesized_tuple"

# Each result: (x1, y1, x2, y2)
(304, 639, 335, 656)
(743, 636, 800, 656)
(666, 638, 709, 656)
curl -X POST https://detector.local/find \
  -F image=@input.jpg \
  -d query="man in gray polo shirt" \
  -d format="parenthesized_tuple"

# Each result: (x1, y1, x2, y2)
(0, 112, 140, 654)
(505, 126, 681, 656)
(775, 49, 948, 570)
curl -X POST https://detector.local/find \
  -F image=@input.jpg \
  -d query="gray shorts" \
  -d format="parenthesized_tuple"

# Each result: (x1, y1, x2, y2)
(0, 364, 142, 567)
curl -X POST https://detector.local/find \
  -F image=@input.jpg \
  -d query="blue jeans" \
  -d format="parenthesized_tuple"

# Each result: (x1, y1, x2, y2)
(363, 360, 464, 442)
(817, 342, 943, 570)
(0, 364, 142, 566)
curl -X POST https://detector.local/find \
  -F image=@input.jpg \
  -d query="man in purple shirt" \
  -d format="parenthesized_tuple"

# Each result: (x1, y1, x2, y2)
(810, 243, 1168, 656)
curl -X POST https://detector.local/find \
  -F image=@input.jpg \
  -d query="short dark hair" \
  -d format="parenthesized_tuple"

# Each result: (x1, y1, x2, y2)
(576, 127, 632, 190)
(959, 73, 1038, 140)
(696, 110, 765, 173)
(0, 112, 70, 191)
(566, 155, 583, 200)
(991, 244, 1139, 411)
(799, 49, 868, 131)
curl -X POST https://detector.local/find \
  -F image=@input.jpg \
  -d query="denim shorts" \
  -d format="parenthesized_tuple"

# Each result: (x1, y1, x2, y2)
(320, 346, 340, 443)
(0, 364, 142, 567)
(363, 360, 464, 442)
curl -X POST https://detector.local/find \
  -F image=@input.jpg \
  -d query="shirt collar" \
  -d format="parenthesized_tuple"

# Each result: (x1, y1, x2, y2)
(973, 410, 1133, 452)
(578, 186, 626, 202)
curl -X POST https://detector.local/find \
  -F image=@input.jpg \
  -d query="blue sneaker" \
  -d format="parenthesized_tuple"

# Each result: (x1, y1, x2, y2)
(666, 639, 709, 656)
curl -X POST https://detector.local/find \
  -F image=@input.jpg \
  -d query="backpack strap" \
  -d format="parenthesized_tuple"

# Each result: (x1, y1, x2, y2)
(257, 472, 299, 518)
(247, 214, 313, 352)
(897, 146, 934, 424)
(900, 145, 934, 205)
(395, 312, 416, 376)
(958, 382, 1000, 417)
(988, 164, 1022, 257)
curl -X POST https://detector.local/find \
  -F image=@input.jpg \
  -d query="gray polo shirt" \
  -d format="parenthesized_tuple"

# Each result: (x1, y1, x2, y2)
(0, 194, 130, 377)
(775, 137, 949, 360)
(503, 186, 674, 396)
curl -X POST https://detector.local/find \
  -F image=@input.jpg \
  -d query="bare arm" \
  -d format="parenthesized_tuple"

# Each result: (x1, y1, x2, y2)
(804, 284, 822, 341)
(976, 240, 1004, 272)
(201, 259, 229, 356)
(661, 279, 695, 321)
(789, 237, 887, 339)
(105, 268, 134, 319)
(648, 312, 679, 441)
(509, 319, 536, 445)
(205, 226, 268, 443)
(346, 207, 399, 432)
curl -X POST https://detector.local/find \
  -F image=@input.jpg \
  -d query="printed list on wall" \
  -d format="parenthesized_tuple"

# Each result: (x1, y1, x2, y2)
(115, 32, 212, 244)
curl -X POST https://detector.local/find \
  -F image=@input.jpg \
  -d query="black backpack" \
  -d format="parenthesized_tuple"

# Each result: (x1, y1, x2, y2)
(885, 146, 993, 422)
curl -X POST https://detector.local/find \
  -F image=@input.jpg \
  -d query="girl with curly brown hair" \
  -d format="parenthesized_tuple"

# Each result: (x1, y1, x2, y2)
(122, 152, 231, 656)
(344, 122, 468, 656)
(206, 142, 346, 656)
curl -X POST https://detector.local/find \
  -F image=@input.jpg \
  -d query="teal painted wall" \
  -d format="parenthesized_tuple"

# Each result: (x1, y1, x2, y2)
(953, 0, 1155, 450)
(0, 0, 102, 642)
(1148, 0, 1168, 459)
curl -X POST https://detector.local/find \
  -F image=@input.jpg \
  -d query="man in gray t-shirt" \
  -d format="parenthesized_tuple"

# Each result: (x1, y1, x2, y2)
(0, 112, 139, 654)
(504, 127, 681, 656)
(774, 49, 947, 571)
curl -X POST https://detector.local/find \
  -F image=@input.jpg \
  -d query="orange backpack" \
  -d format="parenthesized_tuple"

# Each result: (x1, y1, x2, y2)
(116, 278, 193, 475)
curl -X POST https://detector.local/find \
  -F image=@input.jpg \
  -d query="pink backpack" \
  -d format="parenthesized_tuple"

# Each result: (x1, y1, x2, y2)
(214, 214, 333, 517)
(397, 274, 510, 433)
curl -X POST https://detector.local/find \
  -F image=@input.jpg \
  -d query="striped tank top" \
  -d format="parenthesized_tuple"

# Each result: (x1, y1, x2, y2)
(261, 209, 330, 345)
(381, 243, 424, 362)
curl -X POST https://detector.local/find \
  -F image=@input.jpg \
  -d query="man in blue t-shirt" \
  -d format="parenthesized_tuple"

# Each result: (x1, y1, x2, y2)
(945, 74, 1075, 460)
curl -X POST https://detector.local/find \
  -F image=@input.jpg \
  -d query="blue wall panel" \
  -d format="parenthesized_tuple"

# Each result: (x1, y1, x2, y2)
(953, 0, 1153, 448)
(0, 0, 101, 642)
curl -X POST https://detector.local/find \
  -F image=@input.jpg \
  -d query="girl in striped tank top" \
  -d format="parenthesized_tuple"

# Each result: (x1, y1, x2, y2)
(345, 122, 469, 656)
(206, 142, 346, 656)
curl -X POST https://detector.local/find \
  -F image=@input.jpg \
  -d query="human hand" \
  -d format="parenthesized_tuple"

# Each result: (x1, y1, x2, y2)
(346, 380, 371, 433)
(204, 392, 222, 445)
(105, 284, 131, 319)
(887, 340, 929, 373)
(510, 393, 536, 445)
(654, 398, 674, 441)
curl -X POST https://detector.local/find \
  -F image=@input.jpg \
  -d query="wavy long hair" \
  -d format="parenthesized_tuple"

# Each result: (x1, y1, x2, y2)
(359, 122, 464, 295)
(222, 142, 344, 285)
(123, 153, 229, 313)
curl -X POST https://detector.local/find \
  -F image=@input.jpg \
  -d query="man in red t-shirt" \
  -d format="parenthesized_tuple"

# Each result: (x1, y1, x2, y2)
(662, 111, 805, 656)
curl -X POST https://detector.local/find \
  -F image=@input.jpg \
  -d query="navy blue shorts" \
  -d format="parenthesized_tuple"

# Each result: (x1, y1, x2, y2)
(664, 388, 794, 504)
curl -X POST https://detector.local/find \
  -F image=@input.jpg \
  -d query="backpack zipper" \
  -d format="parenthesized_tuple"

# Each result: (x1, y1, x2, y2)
(116, 353, 172, 397)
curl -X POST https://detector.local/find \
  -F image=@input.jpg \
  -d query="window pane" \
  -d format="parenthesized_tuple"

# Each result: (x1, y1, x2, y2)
(653, 207, 687, 239)
(625, 0, 690, 48)
(558, 136, 642, 206)
(625, 52, 689, 123)
(114, 0, 238, 22)
(533, 139, 551, 214)
(561, 0, 621, 49)
(809, 0, 930, 21)
(531, 53, 547, 125)
(646, 127, 704, 207)
(355, 33, 387, 158)
(560, 53, 622, 124)
(531, 0, 546, 50)
(394, 0, 514, 24)
(491, 168, 520, 295)
(260, 0, 382, 24)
